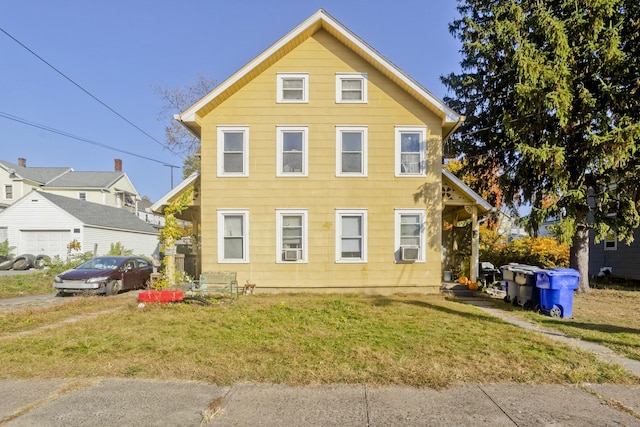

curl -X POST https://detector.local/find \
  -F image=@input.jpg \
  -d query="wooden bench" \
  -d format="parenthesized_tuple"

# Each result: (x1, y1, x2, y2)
(192, 271, 239, 299)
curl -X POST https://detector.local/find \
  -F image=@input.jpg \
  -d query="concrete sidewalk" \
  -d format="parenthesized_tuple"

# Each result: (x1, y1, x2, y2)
(0, 378, 639, 426)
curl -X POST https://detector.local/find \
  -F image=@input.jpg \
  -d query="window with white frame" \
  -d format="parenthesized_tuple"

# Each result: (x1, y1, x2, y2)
(336, 73, 368, 103)
(604, 232, 617, 251)
(3, 184, 13, 200)
(336, 126, 367, 176)
(395, 209, 426, 262)
(395, 126, 426, 176)
(276, 209, 308, 263)
(336, 209, 367, 262)
(217, 126, 249, 177)
(277, 73, 308, 103)
(78, 192, 86, 201)
(277, 126, 308, 176)
(217, 210, 249, 263)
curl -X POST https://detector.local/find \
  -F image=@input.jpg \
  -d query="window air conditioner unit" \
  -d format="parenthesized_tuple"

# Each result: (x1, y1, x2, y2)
(283, 249, 300, 261)
(400, 246, 419, 262)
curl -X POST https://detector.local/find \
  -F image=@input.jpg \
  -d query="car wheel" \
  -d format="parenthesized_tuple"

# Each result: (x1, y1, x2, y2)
(0, 258, 14, 270)
(106, 280, 122, 296)
(12, 254, 36, 270)
(34, 255, 51, 269)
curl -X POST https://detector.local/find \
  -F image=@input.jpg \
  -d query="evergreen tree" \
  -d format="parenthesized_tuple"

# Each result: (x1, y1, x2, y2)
(443, 0, 640, 291)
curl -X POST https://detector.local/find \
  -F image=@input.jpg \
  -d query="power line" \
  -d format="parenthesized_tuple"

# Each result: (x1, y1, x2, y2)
(0, 26, 183, 159)
(0, 112, 178, 167)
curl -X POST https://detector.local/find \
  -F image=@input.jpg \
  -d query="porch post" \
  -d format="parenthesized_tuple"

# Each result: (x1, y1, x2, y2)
(470, 205, 478, 283)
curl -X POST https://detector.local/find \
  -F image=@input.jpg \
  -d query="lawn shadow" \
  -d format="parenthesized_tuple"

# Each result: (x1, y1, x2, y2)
(369, 295, 510, 326)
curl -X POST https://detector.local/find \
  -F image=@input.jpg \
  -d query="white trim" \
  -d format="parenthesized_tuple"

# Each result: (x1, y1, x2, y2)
(395, 126, 426, 177)
(217, 126, 249, 177)
(394, 209, 426, 263)
(336, 126, 368, 177)
(335, 73, 368, 103)
(276, 126, 309, 177)
(217, 209, 249, 263)
(276, 209, 308, 263)
(335, 209, 367, 263)
(3, 184, 13, 201)
(150, 171, 199, 213)
(176, 10, 462, 129)
(276, 73, 309, 103)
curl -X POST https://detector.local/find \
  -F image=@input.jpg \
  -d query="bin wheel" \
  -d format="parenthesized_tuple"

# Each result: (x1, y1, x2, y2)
(512, 297, 519, 306)
(523, 301, 533, 311)
(534, 304, 541, 313)
(549, 306, 562, 318)
(503, 295, 510, 303)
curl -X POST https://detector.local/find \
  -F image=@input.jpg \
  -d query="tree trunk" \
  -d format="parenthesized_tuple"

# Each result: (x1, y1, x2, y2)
(572, 208, 591, 293)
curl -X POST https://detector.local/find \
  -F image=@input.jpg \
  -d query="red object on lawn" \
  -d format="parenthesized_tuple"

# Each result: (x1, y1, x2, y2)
(138, 290, 184, 304)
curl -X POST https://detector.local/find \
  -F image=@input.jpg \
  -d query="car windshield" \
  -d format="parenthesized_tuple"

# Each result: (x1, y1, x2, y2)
(76, 258, 121, 270)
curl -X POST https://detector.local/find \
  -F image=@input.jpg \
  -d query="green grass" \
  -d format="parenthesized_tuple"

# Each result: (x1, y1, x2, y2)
(493, 289, 640, 362)
(0, 271, 57, 299)
(0, 293, 637, 388)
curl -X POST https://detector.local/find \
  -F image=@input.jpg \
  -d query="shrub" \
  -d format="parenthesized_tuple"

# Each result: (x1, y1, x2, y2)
(0, 240, 15, 258)
(480, 227, 569, 269)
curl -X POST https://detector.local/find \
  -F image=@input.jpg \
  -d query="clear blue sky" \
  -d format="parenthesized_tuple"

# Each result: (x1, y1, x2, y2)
(0, 1, 462, 202)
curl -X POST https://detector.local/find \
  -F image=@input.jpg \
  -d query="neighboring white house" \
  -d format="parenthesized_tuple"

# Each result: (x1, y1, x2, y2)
(0, 190, 159, 259)
(0, 158, 140, 213)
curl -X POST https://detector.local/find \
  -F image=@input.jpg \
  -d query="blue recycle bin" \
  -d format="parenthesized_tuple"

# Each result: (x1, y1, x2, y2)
(535, 268, 580, 318)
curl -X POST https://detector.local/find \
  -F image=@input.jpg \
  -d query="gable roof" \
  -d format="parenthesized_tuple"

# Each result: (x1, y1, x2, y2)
(150, 170, 199, 214)
(175, 9, 464, 139)
(0, 160, 72, 185)
(46, 171, 127, 190)
(442, 168, 493, 214)
(35, 191, 157, 234)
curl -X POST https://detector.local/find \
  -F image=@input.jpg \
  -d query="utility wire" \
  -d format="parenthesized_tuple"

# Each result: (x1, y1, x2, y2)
(0, 26, 184, 159)
(0, 112, 178, 167)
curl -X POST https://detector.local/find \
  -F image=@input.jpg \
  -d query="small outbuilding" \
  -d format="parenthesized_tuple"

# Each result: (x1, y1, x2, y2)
(0, 190, 159, 260)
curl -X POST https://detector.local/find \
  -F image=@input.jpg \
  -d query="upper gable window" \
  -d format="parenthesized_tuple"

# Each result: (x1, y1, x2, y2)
(78, 192, 86, 201)
(3, 185, 13, 200)
(336, 73, 368, 103)
(217, 126, 249, 177)
(277, 73, 308, 103)
(395, 126, 426, 177)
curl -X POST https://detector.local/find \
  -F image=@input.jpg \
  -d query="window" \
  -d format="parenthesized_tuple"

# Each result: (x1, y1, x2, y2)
(217, 126, 249, 177)
(336, 209, 367, 262)
(336, 126, 367, 176)
(217, 210, 249, 263)
(395, 126, 426, 176)
(277, 73, 308, 103)
(336, 73, 368, 103)
(604, 232, 617, 251)
(3, 185, 13, 200)
(395, 209, 426, 263)
(78, 192, 86, 201)
(277, 126, 308, 176)
(276, 209, 308, 263)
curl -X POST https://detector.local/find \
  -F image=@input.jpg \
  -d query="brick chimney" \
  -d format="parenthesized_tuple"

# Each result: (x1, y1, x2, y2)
(114, 158, 122, 172)
(18, 158, 26, 167)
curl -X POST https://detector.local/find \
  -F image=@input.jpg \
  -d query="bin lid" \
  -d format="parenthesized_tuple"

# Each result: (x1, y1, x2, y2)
(544, 268, 580, 277)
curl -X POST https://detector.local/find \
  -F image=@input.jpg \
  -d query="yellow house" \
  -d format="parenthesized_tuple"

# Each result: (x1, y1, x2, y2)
(156, 9, 492, 293)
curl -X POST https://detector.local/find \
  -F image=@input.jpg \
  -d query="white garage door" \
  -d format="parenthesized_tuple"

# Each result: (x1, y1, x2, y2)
(21, 230, 72, 259)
